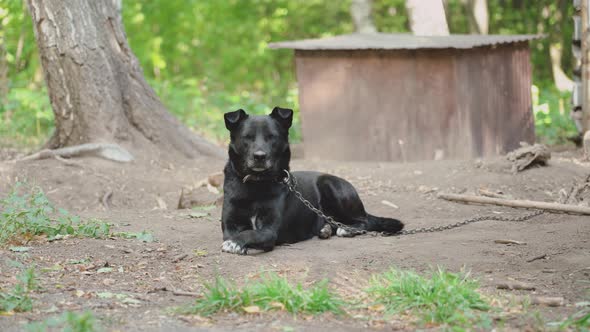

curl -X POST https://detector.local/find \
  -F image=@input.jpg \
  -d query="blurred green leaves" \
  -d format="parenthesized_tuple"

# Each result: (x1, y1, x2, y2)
(0, 0, 578, 147)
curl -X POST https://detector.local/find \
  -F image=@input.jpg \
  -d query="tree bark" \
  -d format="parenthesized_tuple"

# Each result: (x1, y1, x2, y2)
(549, 43, 574, 92)
(26, 0, 224, 160)
(405, 0, 449, 36)
(466, 0, 488, 34)
(583, 0, 590, 132)
(350, 0, 377, 33)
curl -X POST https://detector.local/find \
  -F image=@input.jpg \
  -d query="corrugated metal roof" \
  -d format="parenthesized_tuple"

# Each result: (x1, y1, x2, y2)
(268, 33, 542, 50)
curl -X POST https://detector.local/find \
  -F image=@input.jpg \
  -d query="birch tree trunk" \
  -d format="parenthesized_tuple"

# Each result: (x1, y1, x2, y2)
(26, 0, 224, 160)
(466, 0, 488, 34)
(351, 0, 377, 33)
(405, 0, 449, 36)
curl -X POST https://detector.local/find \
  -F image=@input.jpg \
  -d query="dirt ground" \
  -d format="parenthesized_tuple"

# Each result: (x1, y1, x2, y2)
(0, 147, 589, 331)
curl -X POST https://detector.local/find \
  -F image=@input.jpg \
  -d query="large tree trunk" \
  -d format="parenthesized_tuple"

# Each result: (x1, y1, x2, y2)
(350, 0, 377, 33)
(26, 0, 224, 160)
(405, 0, 449, 36)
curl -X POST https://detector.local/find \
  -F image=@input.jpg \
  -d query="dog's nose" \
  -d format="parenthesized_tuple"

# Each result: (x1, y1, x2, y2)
(253, 151, 267, 161)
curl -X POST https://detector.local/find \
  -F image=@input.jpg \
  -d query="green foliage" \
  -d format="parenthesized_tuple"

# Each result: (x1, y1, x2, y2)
(182, 273, 344, 316)
(0, 183, 111, 245)
(0, 267, 37, 313)
(27, 311, 99, 332)
(0, 0, 577, 146)
(0, 84, 52, 147)
(550, 308, 590, 331)
(532, 85, 577, 145)
(367, 268, 491, 327)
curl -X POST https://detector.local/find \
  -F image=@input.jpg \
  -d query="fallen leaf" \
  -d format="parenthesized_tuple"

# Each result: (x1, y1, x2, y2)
(121, 298, 141, 306)
(97, 267, 114, 274)
(41, 264, 63, 272)
(136, 232, 154, 243)
(189, 212, 209, 219)
(75, 290, 85, 297)
(193, 249, 208, 257)
(156, 196, 167, 210)
(494, 239, 526, 245)
(242, 305, 261, 314)
(9, 246, 30, 252)
(206, 183, 220, 195)
(103, 278, 116, 286)
(368, 304, 386, 312)
(67, 258, 91, 265)
(47, 234, 66, 242)
(97, 292, 115, 299)
(381, 200, 399, 209)
(269, 301, 285, 310)
(0, 311, 14, 316)
(192, 205, 216, 212)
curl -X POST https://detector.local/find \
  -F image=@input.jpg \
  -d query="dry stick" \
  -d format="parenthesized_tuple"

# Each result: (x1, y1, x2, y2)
(171, 289, 200, 297)
(526, 254, 548, 263)
(437, 193, 590, 215)
(529, 296, 565, 307)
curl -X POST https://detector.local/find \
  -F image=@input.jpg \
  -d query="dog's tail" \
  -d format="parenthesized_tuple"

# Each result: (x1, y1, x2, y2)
(365, 214, 404, 234)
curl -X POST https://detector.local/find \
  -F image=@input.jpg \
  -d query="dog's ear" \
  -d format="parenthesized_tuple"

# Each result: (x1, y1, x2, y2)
(224, 109, 248, 131)
(270, 106, 293, 129)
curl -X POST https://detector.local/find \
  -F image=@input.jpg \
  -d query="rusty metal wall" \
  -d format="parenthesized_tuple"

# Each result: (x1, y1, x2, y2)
(295, 43, 535, 161)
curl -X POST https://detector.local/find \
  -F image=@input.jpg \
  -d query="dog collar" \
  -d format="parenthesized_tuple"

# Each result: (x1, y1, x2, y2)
(242, 169, 291, 184)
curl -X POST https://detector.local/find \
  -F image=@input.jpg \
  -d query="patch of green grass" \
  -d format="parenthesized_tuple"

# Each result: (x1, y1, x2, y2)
(367, 268, 491, 327)
(27, 311, 98, 332)
(0, 267, 37, 313)
(0, 184, 111, 245)
(554, 310, 590, 331)
(182, 273, 344, 316)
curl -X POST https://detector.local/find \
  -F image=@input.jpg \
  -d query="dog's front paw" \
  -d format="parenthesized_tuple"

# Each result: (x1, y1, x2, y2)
(221, 240, 248, 255)
(319, 224, 332, 239)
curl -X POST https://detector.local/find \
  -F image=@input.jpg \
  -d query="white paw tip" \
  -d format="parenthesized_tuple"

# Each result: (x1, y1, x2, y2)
(221, 240, 247, 255)
(336, 228, 351, 237)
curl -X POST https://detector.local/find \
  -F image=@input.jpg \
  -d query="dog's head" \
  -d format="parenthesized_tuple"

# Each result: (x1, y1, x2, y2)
(224, 107, 293, 177)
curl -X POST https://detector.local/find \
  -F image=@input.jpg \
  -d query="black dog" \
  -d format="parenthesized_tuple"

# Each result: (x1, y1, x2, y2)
(221, 107, 404, 255)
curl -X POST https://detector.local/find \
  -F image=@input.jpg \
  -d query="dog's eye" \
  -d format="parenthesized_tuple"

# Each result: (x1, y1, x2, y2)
(244, 134, 255, 140)
(265, 134, 276, 141)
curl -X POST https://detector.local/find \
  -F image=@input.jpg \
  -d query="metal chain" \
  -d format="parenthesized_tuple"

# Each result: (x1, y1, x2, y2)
(282, 170, 367, 236)
(281, 170, 545, 237)
(397, 209, 544, 236)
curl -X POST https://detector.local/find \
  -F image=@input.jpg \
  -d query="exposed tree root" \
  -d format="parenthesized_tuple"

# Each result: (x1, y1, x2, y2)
(13, 143, 134, 163)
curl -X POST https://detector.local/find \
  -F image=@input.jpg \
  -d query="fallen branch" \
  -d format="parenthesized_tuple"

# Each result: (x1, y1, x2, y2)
(438, 193, 590, 215)
(14, 143, 134, 163)
(496, 281, 535, 291)
(528, 296, 565, 307)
